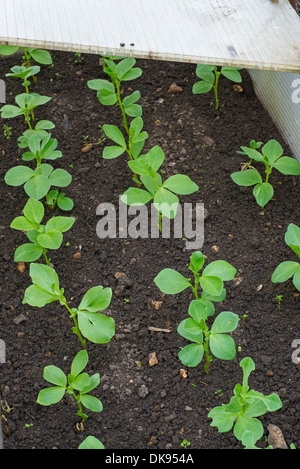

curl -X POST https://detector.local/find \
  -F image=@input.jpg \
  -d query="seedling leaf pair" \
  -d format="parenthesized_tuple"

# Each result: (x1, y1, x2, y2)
(231, 139, 300, 207)
(178, 305, 239, 370)
(10, 198, 75, 263)
(193, 64, 242, 110)
(5, 163, 72, 200)
(271, 223, 300, 292)
(122, 145, 199, 220)
(208, 357, 282, 448)
(22, 263, 115, 346)
(37, 350, 102, 423)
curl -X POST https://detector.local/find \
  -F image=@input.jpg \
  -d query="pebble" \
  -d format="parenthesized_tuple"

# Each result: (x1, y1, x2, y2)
(13, 314, 26, 325)
(165, 413, 177, 423)
(138, 384, 149, 398)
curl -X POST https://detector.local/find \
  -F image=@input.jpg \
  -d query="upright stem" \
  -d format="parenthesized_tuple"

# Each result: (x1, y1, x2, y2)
(115, 81, 129, 135)
(63, 300, 86, 348)
(43, 248, 50, 266)
(213, 66, 220, 110)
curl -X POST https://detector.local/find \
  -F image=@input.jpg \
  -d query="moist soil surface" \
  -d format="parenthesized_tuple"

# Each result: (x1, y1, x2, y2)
(0, 51, 299, 450)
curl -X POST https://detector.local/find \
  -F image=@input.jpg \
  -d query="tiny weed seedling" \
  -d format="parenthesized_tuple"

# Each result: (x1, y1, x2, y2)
(10, 198, 75, 265)
(275, 294, 283, 312)
(154, 251, 238, 373)
(208, 357, 282, 449)
(121, 144, 199, 230)
(23, 263, 115, 348)
(192, 64, 242, 110)
(2, 125, 12, 140)
(37, 350, 102, 424)
(271, 223, 300, 292)
(231, 139, 300, 208)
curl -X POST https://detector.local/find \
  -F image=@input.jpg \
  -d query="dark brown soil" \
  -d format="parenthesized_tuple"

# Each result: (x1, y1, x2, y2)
(0, 51, 299, 450)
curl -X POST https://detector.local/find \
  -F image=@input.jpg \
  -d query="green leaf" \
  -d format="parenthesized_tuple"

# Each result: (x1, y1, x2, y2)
(29, 263, 60, 293)
(121, 188, 153, 206)
(153, 187, 179, 219)
(195, 64, 215, 74)
(208, 404, 237, 433)
(188, 300, 208, 323)
(5, 166, 34, 186)
(78, 436, 105, 449)
(189, 251, 205, 273)
(192, 81, 213, 94)
(0, 104, 24, 118)
(10, 216, 37, 231)
(57, 194, 74, 211)
(195, 71, 215, 83)
(202, 260, 236, 281)
(43, 365, 67, 387)
(24, 174, 51, 200)
(178, 343, 204, 367)
(35, 120, 55, 130)
(103, 146, 126, 159)
(121, 67, 142, 81)
(0, 45, 19, 55)
(293, 266, 300, 292)
(29, 48, 52, 65)
(80, 394, 103, 413)
(71, 373, 90, 391)
(240, 357, 255, 394)
(14, 243, 43, 262)
(199, 276, 223, 297)
(124, 103, 142, 117)
(261, 139, 283, 163)
(37, 230, 63, 249)
(230, 169, 262, 187)
(78, 312, 115, 344)
(246, 390, 282, 413)
(285, 223, 300, 250)
(211, 311, 239, 334)
(49, 168, 72, 187)
(128, 159, 152, 176)
(163, 174, 199, 195)
(70, 350, 88, 378)
(81, 373, 100, 394)
(272, 156, 300, 175)
(239, 147, 264, 162)
(37, 387, 66, 406)
(154, 268, 191, 294)
(78, 286, 112, 312)
(145, 145, 165, 172)
(177, 318, 203, 343)
(22, 284, 59, 307)
(253, 182, 274, 207)
(271, 261, 299, 283)
(45, 216, 75, 233)
(234, 415, 264, 443)
(116, 58, 136, 80)
(23, 198, 44, 224)
(209, 333, 236, 360)
(103, 124, 126, 148)
(221, 67, 242, 83)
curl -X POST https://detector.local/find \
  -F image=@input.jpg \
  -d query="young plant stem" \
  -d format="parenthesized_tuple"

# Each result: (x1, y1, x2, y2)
(191, 271, 212, 373)
(62, 300, 87, 348)
(213, 66, 220, 110)
(115, 80, 129, 135)
(42, 248, 50, 266)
